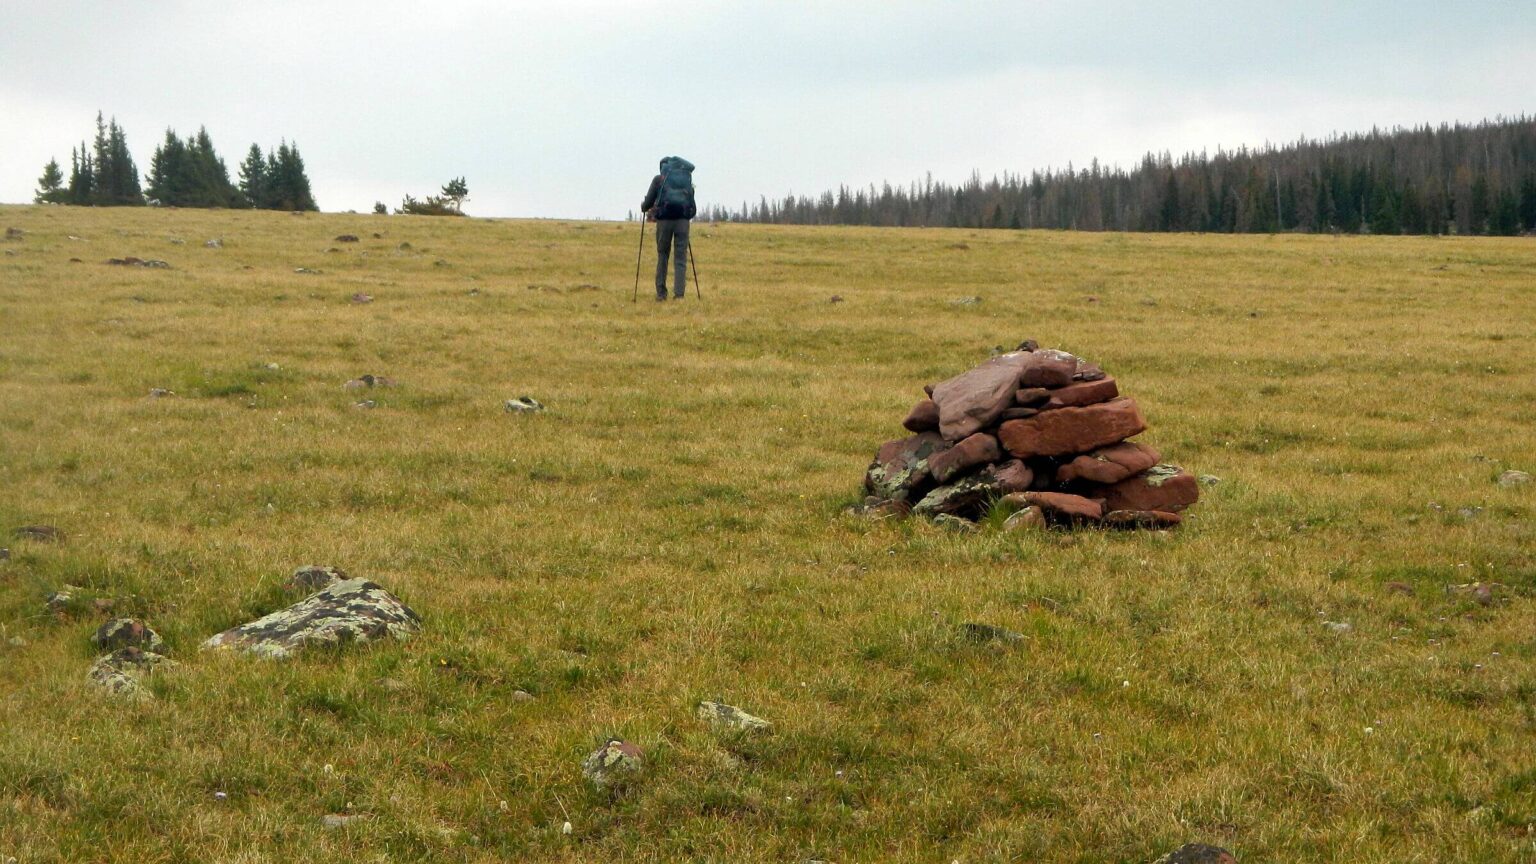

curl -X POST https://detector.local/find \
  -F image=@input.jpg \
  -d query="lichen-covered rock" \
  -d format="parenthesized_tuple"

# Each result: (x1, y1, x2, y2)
(849, 498, 911, 521)
(1153, 844, 1236, 864)
(931, 513, 977, 532)
(201, 578, 421, 659)
(92, 618, 165, 653)
(1497, 469, 1531, 487)
(88, 647, 176, 700)
(582, 739, 644, 792)
(911, 472, 1000, 519)
(865, 432, 949, 502)
(45, 584, 81, 614)
(284, 565, 347, 594)
(696, 701, 772, 734)
(504, 396, 545, 413)
(1098, 464, 1199, 513)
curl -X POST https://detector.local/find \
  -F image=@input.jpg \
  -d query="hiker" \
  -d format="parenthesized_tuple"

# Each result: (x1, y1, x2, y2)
(641, 156, 696, 301)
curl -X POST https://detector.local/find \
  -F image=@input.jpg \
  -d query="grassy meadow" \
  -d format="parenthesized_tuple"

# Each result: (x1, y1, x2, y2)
(2, 203, 1535, 863)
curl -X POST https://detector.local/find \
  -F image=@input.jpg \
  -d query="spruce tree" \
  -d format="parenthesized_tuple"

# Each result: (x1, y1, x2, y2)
(238, 144, 268, 209)
(146, 129, 190, 205)
(1518, 174, 1536, 232)
(35, 159, 65, 203)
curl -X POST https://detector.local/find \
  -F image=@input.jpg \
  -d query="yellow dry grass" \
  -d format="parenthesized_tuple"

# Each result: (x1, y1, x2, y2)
(1, 203, 1534, 862)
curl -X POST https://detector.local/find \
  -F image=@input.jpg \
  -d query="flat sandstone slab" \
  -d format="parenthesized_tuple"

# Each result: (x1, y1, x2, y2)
(998, 398, 1146, 458)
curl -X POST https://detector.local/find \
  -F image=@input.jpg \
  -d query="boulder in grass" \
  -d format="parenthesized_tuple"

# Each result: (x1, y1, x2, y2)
(1102, 509, 1183, 529)
(901, 399, 940, 433)
(504, 396, 545, 413)
(1099, 464, 1200, 513)
(582, 739, 644, 793)
(1002, 506, 1046, 531)
(88, 647, 176, 700)
(1057, 441, 1162, 485)
(201, 578, 421, 659)
(284, 565, 346, 594)
(93, 618, 165, 653)
(696, 701, 773, 734)
(998, 398, 1147, 459)
(865, 432, 949, 502)
(928, 432, 1001, 484)
(1153, 844, 1236, 864)
(1022, 491, 1104, 522)
(1043, 377, 1119, 410)
(930, 352, 1034, 441)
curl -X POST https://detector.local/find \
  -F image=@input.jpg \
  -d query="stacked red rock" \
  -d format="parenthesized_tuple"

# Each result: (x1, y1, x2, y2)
(862, 344, 1198, 529)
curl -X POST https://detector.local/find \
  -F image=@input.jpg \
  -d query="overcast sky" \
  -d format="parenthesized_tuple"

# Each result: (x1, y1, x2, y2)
(2, 1, 1532, 219)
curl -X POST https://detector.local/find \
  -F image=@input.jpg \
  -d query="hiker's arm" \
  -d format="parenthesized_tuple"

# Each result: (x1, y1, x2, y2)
(641, 176, 660, 212)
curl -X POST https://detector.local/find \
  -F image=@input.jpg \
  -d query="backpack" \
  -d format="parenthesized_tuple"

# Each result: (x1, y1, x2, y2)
(657, 156, 696, 219)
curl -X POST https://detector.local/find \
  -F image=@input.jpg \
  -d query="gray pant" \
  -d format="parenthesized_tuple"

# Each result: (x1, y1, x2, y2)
(654, 218, 690, 298)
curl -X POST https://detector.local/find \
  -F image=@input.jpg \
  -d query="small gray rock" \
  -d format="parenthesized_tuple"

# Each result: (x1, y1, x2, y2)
(930, 513, 977, 532)
(1497, 470, 1531, 487)
(511, 689, 535, 703)
(321, 813, 366, 830)
(1322, 620, 1353, 634)
(1198, 474, 1221, 486)
(949, 296, 981, 306)
(504, 396, 545, 413)
(285, 565, 347, 593)
(87, 647, 176, 700)
(92, 618, 165, 653)
(14, 525, 62, 542)
(147, 388, 174, 398)
(696, 701, 772, 734)
(45, 584, 81, 614)
(961, 622, 1025, 645)
(204, 238, 223, 249)
(581, 739, 644, 793)
(1154, 844, 1236, 864)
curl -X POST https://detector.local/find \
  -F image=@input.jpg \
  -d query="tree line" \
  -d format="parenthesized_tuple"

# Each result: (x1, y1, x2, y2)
(710, 117, 1536, 236)
(35, 112, 317, 211)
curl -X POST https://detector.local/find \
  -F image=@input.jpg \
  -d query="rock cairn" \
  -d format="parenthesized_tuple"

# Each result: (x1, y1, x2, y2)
(862, 344, 1199, 529)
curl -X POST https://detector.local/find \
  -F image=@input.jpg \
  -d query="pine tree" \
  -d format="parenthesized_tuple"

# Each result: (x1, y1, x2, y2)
(237, 144, 268, 208)
(1518, 174, 1536, 232)
(441, 177, 468, 213)
(67, 144, 95, 205)
(1469, 174, 1490, 235)
(35, 159, 65, 204)
(146, 129, 190, 205)
(1490, 190, 1520, 236)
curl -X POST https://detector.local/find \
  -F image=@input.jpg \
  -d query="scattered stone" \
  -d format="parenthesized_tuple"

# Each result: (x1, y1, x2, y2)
(1021, 491, 1104, 522)
(343, 374, 394, 389)
(349, 293, 373, 305)
(168, 238, 186, 245)
(582, 739, 644, 793)
(294, 267, 321, 275)
(1447, 581, 1502, 606)
(504, 396, 546, 413)
(284, 565, 347, 594)
(950, 296, 981, 306)
(4, 227, 23, 240)
(828, 295, 844, 303)
(696, 701, 772, 734)
(204, 238, 223, 248)
(14, 525, 62, 542)
(0, 547, 9, 560)
(105, 257, 170, 268)
(397, 242, 413, 251)
(6, 635, 25, 647)
(1154, 844, 1236, 864)
(87, 647, 176, 700)
(999, 398, 1147, 459)
(376, 677, 408, 692)
(961, 622, 1025, 645)
(147, 388, 174, 398)
(928, 432, 1001, 484)
(1384, 581, 1413, 595)
(901, 399, 940, 433)
(201, 578, 422, 659)
(1198, 474, 1222, 486)
(334, 234, 360, 243)
(354, 400, 376, 410)
(1002, 506, 1045, 531)
(511, 689, 535, 703)
(321, 813, 367, 830)
(1099, 464, 1199, 513)
(1323, 620, 1353, 634)
(1497, 470, 1531, 487)
(1056, 441, 1162, 485)
(865, 432, 948, 501)
(931, 513, 977, 532)
(92, 618, 165, 653)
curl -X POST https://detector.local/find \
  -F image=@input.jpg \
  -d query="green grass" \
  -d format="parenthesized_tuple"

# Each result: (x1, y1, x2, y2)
(1, 204, 1535, 862)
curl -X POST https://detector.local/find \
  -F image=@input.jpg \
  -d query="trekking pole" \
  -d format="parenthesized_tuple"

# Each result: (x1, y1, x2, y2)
(632, 217, 647, 303)
(687, 236, 703, 301)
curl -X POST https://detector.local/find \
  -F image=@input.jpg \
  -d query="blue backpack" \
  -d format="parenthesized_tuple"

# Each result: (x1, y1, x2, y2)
(658, 156, 696, 219)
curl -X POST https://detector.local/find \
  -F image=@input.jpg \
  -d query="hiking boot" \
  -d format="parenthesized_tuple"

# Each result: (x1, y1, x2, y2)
(655, 295, 667, 302)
